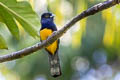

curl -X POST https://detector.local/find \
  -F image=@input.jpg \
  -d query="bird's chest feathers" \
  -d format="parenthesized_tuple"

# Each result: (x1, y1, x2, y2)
(40, 28, 53, 40)
(40, 28, 58, 55)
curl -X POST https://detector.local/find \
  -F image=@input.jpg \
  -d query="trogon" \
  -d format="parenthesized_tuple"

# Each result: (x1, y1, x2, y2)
(40, 12, 61, 77)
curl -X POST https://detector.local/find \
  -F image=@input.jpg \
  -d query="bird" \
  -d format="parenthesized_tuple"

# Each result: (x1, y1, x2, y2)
(40, 12, 61, 77)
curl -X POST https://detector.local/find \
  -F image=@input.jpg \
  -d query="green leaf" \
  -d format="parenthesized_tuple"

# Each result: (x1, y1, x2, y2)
(0, 5, 19, 39)
(0, 34, 8, 49)
(0, 0, 40, 38)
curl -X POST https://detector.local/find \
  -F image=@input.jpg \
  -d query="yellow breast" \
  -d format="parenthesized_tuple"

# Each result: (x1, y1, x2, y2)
(40, 28, 58, 55)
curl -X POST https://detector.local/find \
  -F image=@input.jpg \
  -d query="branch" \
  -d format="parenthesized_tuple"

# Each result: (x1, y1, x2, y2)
(0, 0, 119, 63)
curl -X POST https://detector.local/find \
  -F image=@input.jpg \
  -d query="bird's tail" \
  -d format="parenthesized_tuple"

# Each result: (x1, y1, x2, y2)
(48, 52, 61, 77)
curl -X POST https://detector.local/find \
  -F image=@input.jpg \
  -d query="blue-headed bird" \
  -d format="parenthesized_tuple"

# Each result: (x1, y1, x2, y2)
(40, 12, 61, 77)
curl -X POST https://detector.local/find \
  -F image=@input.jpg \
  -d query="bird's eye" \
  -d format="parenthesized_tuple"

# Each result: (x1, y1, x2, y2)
(44, 15, 50, 18)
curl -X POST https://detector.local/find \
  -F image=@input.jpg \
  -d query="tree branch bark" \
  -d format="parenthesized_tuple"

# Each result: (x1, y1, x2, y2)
(0, 0, 119, 63)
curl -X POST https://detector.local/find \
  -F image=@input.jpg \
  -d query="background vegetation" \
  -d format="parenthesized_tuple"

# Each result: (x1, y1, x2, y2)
(0, 0, 120, 80)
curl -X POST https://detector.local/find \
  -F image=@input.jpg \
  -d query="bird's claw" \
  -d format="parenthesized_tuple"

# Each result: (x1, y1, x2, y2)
(52, 31, 57, 35)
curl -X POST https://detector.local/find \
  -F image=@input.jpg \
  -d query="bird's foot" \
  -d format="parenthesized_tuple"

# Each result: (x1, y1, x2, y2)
(52, 31, 57, 35)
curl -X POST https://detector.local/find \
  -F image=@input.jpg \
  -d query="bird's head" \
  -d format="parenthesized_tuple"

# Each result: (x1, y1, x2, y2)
(41, 12, 55, 24)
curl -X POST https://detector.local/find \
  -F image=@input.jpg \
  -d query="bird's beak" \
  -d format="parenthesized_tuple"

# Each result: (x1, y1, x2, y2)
(50, 14, 55, 18)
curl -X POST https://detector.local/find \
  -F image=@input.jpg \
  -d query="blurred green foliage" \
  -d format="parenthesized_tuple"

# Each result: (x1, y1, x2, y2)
(0, 0, 120, 80)
(0, 0, 40, 49)
(0, 34, 8, 49)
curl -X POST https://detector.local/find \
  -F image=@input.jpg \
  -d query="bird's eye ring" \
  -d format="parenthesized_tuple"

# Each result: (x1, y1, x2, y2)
(44, 15, 50, 18)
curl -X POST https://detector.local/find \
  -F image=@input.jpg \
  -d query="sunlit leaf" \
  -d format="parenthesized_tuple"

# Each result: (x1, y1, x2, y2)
(0, 0, 40, 38)
(0, 5, 19, 39)
(102, 9, 116, 46)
